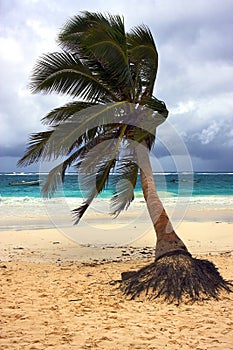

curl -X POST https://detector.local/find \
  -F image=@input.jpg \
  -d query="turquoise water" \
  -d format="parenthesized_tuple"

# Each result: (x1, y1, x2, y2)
(1, 172, 232, 198)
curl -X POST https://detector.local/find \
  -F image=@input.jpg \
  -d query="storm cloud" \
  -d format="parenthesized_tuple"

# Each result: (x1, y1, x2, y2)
(0, 0, 232, 172)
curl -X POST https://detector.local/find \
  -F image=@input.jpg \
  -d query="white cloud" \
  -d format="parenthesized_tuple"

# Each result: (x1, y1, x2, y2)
(171, 101, 196, 115)
(0, 37, 23, 63)
(197, 121, 220, 145)
(25, 19, 58, 53)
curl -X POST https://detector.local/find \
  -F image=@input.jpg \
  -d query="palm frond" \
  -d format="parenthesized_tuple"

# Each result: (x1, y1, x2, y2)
(36, 102, 127, 159)
(41, 164, 64, 198)
(145, 96, 169, 118)
(73, 158, 116, 224)
(30, 52, 117, 102)
(72, 124, 130, 223)
(41, 125, 121, 198)
(82, 26, 131, 86)
(122, 97, 168, 150)
(125, 125, 155, 150)
(41, 148, 82, 198)
(110, 159, 138, 216)
(18, 102, 166, 171)
(17, 130, 54, 166)
(58, 13, 88, 53)
(122, 103, 166, 141)
(128, 24, 158, 100)
(58, 11, 125, 55)
(58, 11, 133, 100)
(42, 101, 97, 125)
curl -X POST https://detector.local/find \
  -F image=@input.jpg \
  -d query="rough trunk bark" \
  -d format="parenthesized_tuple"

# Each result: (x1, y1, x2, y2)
(137, 144, 188, 260)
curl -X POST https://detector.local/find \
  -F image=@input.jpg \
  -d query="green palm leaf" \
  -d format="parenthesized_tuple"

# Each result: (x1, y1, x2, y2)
(110, 159, 138, 216)
(59, 11, 125, 56)
(41, 148, 82, 198)
(73, 157, 116, 224)
(58, 11, 133, 100)
(145, 96, 169, 118)
(128, 25, 158, 100)
(30, 52, 117, 102)
(33, 102, 127, 159)
(41, 126, 121, 197)
(42, 101, 97, 125)
(17, 130, 54, 166)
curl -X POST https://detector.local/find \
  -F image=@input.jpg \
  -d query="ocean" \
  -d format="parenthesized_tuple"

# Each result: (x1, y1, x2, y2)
(1, 172, 232, 235)
(1, 172, 232, 198)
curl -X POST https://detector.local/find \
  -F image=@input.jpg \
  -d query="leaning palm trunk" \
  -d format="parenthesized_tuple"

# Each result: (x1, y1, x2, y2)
(138, 145, 188, 260)
(120, 145, 232, 304)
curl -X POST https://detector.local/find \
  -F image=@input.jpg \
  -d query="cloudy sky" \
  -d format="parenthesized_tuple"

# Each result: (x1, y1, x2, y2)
(1, 0, 233, 173)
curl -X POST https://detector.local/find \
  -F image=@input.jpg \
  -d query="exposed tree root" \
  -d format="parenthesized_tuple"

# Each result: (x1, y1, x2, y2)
(120, 252, 233, 304)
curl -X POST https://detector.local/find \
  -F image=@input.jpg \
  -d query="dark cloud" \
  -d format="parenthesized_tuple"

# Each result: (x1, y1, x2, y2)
(0, 145, 26, 158)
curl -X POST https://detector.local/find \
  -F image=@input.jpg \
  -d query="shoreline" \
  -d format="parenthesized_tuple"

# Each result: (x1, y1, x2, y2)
(0, 194, 232, 263)
(1, 220, 232, 264)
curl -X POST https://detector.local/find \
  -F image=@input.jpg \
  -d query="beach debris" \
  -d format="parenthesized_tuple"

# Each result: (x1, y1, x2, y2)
(122, 252, 130, 257)
(140, 248, 152, 255)
(52, 241, 61, 244)
(56, 258, 61, 266)
(220, 251, 232, 257)
(0, 264, 7, 269)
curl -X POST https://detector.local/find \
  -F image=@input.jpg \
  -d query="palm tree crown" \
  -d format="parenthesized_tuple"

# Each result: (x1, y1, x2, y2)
(18, 11, 168, 222)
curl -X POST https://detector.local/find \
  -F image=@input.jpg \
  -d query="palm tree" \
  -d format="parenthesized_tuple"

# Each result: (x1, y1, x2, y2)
(18, 12, 231, 303)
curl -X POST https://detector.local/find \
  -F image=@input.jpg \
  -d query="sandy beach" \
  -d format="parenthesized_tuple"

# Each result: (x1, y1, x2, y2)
(0, 196, 233, 349)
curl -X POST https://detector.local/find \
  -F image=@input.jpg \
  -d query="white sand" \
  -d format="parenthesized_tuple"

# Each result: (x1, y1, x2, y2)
(1, 196, 233, 350)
